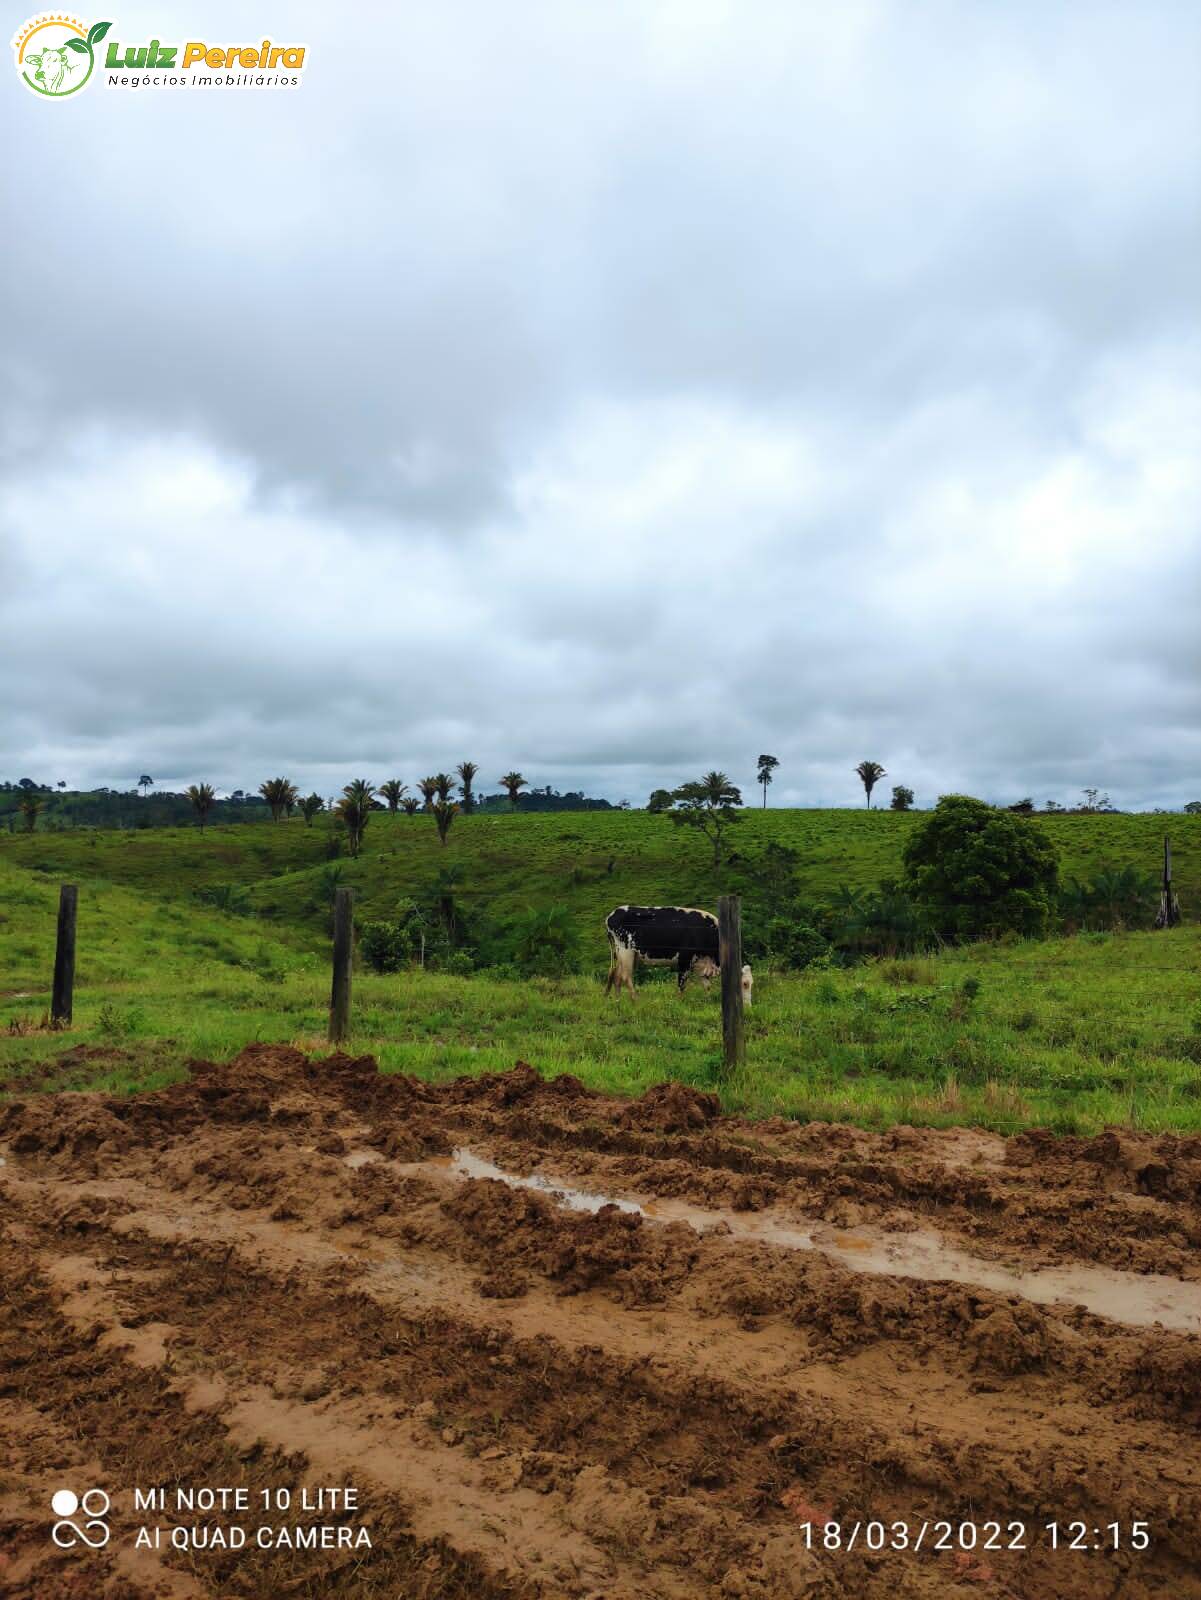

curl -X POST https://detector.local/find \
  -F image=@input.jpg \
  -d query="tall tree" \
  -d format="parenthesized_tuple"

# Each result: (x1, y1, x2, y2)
(456, 761, 479, 814)
(667, 770, 743, 870)
(186, 782, 215, 830)
(379, 779, 407, 814)
(902, 794, 1058, 940)
(300, 793, 325, 826)
(500, 772, 528, 809)
(138, 774, 154, 797)
(334, 779, 375, 857)
(431, 799, 459, 846)
(855, 760, 886, 809)
(756, 754, 779, 809)
(417, 776, 439, 810)
(259, 777, 299, 821)
(432, 772, 455, 804)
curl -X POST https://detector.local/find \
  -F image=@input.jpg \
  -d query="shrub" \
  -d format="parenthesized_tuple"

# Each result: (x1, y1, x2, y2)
(901, 794, 1059, 941)
(195, 882, 250, 915)
(1058, 866, 1159, 932)
(822, 882, 933, 958)
(359, 920, 415, 974)
(880, 958, 936, 986)
(97, 1003, 144, 1039)
(434, 949, 476, 976)
(760, 917, 830, 971)
(508, 904, 582, 977)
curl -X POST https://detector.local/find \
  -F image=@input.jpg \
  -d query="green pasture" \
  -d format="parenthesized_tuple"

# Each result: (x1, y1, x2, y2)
(2, 829, 1199, 1134)
(2, 807, 1195, 953)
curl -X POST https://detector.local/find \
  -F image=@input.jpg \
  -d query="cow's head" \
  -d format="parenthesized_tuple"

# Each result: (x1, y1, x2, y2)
(26, 47, 72, 91)
(741, 964, 754, 1008)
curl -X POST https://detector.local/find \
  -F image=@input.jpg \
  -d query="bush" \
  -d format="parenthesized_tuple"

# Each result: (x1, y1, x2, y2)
(821, 883, 933, 958)
(880, 958, 937, 985)
(507, 904, 582, 977)
(479, 962, 520, 982)
(97, 1003, 145, 1039)
(901, 794, 1059, 941)
(195, 882, 250, 915)
(1058, 866, 1159, 932)
(760, 917, 830, 971)
(434, 949, 476, 976)
(359, 919, 415, 974)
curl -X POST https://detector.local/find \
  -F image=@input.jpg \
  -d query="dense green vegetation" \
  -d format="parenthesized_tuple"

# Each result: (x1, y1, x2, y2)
(2, 807, 1194, 950)
(2, 808, 1197, 1133)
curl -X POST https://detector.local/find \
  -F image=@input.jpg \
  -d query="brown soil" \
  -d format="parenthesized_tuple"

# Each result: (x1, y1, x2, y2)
(2, 1045, 1201, 1598)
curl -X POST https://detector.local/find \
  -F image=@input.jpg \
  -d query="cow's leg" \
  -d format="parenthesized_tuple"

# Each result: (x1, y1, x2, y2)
(610, 940, 639, 992)
(617, 943, 637, 1000)
(677, 954, 691, 993)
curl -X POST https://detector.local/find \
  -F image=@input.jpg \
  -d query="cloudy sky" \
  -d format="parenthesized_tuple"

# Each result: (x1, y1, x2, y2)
(3, 0, 1199, 809)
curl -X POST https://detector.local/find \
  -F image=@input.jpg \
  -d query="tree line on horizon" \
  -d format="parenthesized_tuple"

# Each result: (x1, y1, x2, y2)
(3, 761, 1198, 838)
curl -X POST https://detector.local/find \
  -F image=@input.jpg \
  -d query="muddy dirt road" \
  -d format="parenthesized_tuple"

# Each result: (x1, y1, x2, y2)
(2, 1046, 1200, 1598)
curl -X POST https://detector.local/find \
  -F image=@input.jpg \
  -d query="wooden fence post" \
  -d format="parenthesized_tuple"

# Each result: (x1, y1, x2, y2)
(329, 887, 354, 1044)
(1155, 835, 1181, 929)
(51, 884, 77, 1027)
(718, 893, 744, 1074)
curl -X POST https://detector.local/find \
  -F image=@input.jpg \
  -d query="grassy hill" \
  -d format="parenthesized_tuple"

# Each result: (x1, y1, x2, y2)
(2, 807, 1195, 960)
(2, 849, 1199, 1134)
(4, 809, 1198, 1135)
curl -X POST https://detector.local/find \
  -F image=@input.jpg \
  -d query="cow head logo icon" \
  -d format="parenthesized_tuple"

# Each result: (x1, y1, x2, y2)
(13, 16, 112, 97)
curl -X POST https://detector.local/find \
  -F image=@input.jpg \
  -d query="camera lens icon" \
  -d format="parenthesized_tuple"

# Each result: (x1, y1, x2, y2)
(51, 1487, 111, 1549)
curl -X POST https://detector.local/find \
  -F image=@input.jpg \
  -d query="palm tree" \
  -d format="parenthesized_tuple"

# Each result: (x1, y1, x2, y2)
(431, 799, 459, 846)
(300, 793, 324, 826)
(429, 863, 468, 942)
(499, 772, 528, 809)
(401, 796, 421, 815)
(186, 782, 215, 830)
(334, 779, 375, 857)
(259, 777, 299, 821)
(138, 774, 154, 797)
(855, 760, 886, 809)
(456, 761, 479, 814)
(19, 793, 42, 832)
(379, 779, 407, 814)
(668, 770, 744, 869)
(432, 772, 455, 804)
(417, 776, 439, 810)
(1057, 877, 1092, 935)
(1090, 866, 1158, 929)
(756, 754, 779, 809)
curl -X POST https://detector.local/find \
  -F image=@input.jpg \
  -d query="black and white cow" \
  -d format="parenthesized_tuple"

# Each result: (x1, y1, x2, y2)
(604, 905, 752, 1004)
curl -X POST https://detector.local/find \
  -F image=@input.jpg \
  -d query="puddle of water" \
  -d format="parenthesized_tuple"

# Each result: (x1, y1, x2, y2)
(344, 1149, 384, 1169)
(449, 1149, 642, 1214)
(428, 1149, 1201, 1335)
